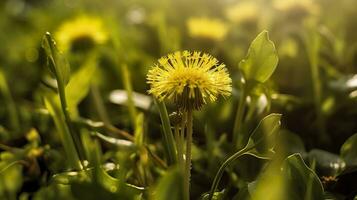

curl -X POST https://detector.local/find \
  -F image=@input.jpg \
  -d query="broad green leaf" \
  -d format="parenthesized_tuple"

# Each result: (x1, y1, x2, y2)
(250, 163, 285, 200)
(245, 113, 282, 159)
(65, 59, 97, 116)
(239, 31, 279, 83)
(152, 167, 183, 200)
(340, 133, 357, 166)
(42, 32, 71, 86)
(282, 154, 324, 200)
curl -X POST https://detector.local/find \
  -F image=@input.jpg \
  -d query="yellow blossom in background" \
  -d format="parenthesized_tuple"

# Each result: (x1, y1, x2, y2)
(187, 17, 228, 41)
(225, 2, 259, 25)
(55, 16, 108, 52)
(273, 0, 320, 18)
(147, 51, 232, 110)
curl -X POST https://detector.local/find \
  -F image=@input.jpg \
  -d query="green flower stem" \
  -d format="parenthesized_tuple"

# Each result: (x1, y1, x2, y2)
(155, 99, 177, 165)
(174, 125, 184, 170)
(184, 109, 193, 200)
(180, 112, 187, 197)
(208, 146, 252, 200)
(233, 84, 247, 149)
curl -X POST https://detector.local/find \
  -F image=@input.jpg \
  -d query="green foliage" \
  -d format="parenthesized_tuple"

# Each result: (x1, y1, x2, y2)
(239, 31, 279, 83)
(245, 113, 281, 159)
(282, 154, 324, 200)
(44, 95, 81, 170)
(154, 99, 177, 165)
(42, 32, 71, 87)
(0, 69, 20, 134)
(341, 133, 357, 166)
(0, 153, 23, 199)
(152, 167, 183, 200)
(209, 113, 282, 200)
(65, 58, 97, 116)
(1, 0, 357, 199)
(251, 154, 324, 200)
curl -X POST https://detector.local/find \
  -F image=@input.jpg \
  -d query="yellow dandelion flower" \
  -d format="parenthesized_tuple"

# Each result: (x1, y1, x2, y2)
(147, 51, 232, 110)
(187, 17, 228, 41)
(226, 2, 259, 25)
(55, 16, 108, 52)
(273, 0, 320, 18)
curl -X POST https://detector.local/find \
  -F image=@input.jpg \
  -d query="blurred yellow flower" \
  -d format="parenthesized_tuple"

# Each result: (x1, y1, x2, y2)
(274, 0, 320, 18)
(55, 16, 108, 52)
(187, 17, 228, 41)
(225, 2, 259, 25)
(147, 51, 232, 110)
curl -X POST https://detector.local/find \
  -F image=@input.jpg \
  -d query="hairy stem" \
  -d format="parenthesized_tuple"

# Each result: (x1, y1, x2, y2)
(184, 109, 193, 200)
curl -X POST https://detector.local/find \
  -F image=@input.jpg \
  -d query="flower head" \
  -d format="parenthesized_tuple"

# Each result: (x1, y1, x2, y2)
(187, 17, 228, 41)
(225, 2, 259, 26)
(147, 51, 232, 110)
(273, 0, 320, 19)
(55, 16, 108, 52)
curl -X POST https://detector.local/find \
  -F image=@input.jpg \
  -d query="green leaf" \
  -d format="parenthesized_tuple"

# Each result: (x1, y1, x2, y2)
(65, 59, 97, 116)
(152, 167, 183, 200)
(0, 159, 23, 197)
(208, 113, 281, 200)
(42, 32, 71, 86)
(341, 133, 357, 166)
(134, 112, 145, 147)
(0, 69, 20, 133)
(44, 95, 82, 170)
(245, 113, 282, 159)
(282, 154, 324, 200)
(239, 30, 279, 83)
(154, 99, 177, 165)
(250, 163, 285, 200)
